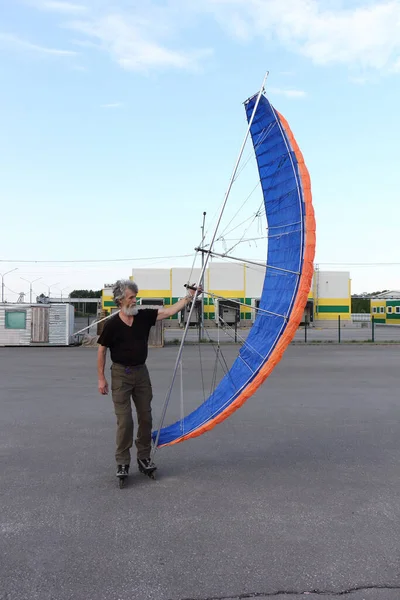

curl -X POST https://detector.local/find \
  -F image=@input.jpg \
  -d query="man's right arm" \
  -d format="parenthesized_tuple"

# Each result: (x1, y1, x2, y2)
(97, 345, 109, 395)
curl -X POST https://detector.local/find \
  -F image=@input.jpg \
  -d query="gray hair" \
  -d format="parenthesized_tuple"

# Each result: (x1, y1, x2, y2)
(113, 279, 139, 307)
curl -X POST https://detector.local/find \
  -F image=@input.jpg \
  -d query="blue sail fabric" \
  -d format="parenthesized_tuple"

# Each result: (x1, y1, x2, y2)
(153, 95, 306, 447)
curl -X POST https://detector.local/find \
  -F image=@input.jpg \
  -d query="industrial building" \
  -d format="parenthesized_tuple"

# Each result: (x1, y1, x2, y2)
(101, 264, 351, 327)
(370, 291, 400, 324)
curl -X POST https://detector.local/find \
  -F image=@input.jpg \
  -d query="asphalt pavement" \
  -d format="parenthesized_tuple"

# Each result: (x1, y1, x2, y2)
(1, 344, 400, 600)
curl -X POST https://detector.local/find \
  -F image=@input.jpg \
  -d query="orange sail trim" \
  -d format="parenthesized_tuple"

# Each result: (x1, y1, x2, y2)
(159, 111, 316, 448)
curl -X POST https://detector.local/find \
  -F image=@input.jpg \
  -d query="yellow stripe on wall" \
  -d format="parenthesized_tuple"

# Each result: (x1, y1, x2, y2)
(315, 313, 350, 321)
(316, 298, 350, 306)
(136, 289, 171, 298)
(211, 290, 245, 298)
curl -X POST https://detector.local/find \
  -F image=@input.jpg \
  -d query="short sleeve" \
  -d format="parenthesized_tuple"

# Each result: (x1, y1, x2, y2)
(150, 308, 158, 327)
(146, 309, 158, 327)
(97, 320, 113, 347)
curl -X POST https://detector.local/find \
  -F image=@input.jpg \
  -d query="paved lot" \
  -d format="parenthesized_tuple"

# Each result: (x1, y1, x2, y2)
(1, 345, 400, 600)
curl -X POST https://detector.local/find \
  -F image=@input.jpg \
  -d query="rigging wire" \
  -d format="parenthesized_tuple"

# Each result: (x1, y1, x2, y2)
(203, 290, 288, 320)
(217, 198, 265, 241)
(203, 117, 276, 247)
(197, 249, 300, 276)
(233, 122, 277, 181)
(198, 339, 206, 404)
(203, 321, 239, 418)
(180, 358, 184, 432)
(225, 200, 265, 255)
(217, 317, 265, 361)
(220, 230, 302, 246)
(216, 150, 300, 259)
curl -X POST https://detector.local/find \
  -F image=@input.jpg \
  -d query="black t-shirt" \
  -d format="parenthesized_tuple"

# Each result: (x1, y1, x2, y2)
(98, 309, 158, 366)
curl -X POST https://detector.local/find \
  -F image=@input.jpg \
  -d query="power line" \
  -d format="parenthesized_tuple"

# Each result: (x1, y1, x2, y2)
(4, 285, 21, 296)
(1, 256, 398, 268)
(0, 253, 194, 265)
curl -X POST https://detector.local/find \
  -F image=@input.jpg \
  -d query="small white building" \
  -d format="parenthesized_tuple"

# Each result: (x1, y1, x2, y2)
(0, 303, 75, 347)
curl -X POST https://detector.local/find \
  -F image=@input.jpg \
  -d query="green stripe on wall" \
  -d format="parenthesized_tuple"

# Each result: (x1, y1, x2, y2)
(318, 305, 350, 313)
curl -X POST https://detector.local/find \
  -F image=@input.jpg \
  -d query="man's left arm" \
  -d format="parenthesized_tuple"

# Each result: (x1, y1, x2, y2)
(156, 287, 200, 321)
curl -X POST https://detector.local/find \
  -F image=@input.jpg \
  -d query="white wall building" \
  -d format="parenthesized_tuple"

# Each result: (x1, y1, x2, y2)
(0, 303, 74, 346)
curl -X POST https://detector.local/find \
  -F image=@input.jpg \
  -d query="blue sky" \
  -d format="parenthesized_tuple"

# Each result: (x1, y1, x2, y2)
(0, 0, 399, 300)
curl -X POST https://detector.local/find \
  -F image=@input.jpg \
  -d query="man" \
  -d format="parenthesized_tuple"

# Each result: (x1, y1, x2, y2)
(97, 279, 199, 481)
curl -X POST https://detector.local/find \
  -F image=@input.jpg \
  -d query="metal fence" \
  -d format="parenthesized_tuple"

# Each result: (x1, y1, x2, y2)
(297, 316, 400, 344)
(163, 317, 400, 345)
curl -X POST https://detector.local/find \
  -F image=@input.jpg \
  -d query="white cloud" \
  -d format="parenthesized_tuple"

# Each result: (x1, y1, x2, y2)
(269, 87, 307, 98)
(206, 0, 400, 72)
(20, 0, 400, 75)
(101, 102, 124, 109)
(348, 74, 373, 84)
(67, 13, 212, 72)
(0, 33, 77, 56)
(32, 1, 87, 13)
(392, 56, 400, 72)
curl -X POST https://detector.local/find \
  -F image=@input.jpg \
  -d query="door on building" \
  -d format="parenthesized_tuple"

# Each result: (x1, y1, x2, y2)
(31, 307, 50, 343)
(303, 300, 314, 324)
(218, 300, 240, 325)
(182, 300, 201, 326)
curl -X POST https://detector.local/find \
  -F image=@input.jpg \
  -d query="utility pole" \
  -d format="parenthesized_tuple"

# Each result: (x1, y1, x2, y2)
(1, 268, 18, 303)
(200, 211, 206, 341)
(21, 277, 41, 304)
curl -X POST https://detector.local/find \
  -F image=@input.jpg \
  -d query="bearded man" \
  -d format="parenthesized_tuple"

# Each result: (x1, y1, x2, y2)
(97, 279, 198, 480)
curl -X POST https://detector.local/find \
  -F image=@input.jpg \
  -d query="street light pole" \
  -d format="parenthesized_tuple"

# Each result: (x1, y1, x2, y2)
(44, 282, 60, 299)
(200, 211, 206, 341)
(1, 268, 18, 303)
(21, 277, 41, 304)
(54, 286, 69, 302)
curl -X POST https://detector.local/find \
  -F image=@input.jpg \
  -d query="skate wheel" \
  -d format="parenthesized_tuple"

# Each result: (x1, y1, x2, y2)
(119, 477, 125, 489)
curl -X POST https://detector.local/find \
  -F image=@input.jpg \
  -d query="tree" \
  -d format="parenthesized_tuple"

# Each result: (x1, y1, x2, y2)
(69, 290, 102, 298)
(68, 290, 102, 316)
(351, 297, 370, 313)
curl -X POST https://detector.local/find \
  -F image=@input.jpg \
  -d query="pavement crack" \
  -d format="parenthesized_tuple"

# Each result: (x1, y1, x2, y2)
(174, 584, 400, 600)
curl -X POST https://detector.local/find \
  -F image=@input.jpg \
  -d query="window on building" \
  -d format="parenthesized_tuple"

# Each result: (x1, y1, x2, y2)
(380, 307, 385, 313)
(5, 310, 27, 329)
(387, 306, 393, 314)
(396, 306, 400, 314)
(372, 307, 377, 313)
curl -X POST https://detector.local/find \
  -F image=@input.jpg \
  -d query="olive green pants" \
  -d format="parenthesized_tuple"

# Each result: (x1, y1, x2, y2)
(111, 363, 153, 465)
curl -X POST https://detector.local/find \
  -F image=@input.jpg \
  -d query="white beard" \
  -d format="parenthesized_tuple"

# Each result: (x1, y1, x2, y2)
(122, 306, 139, 317)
